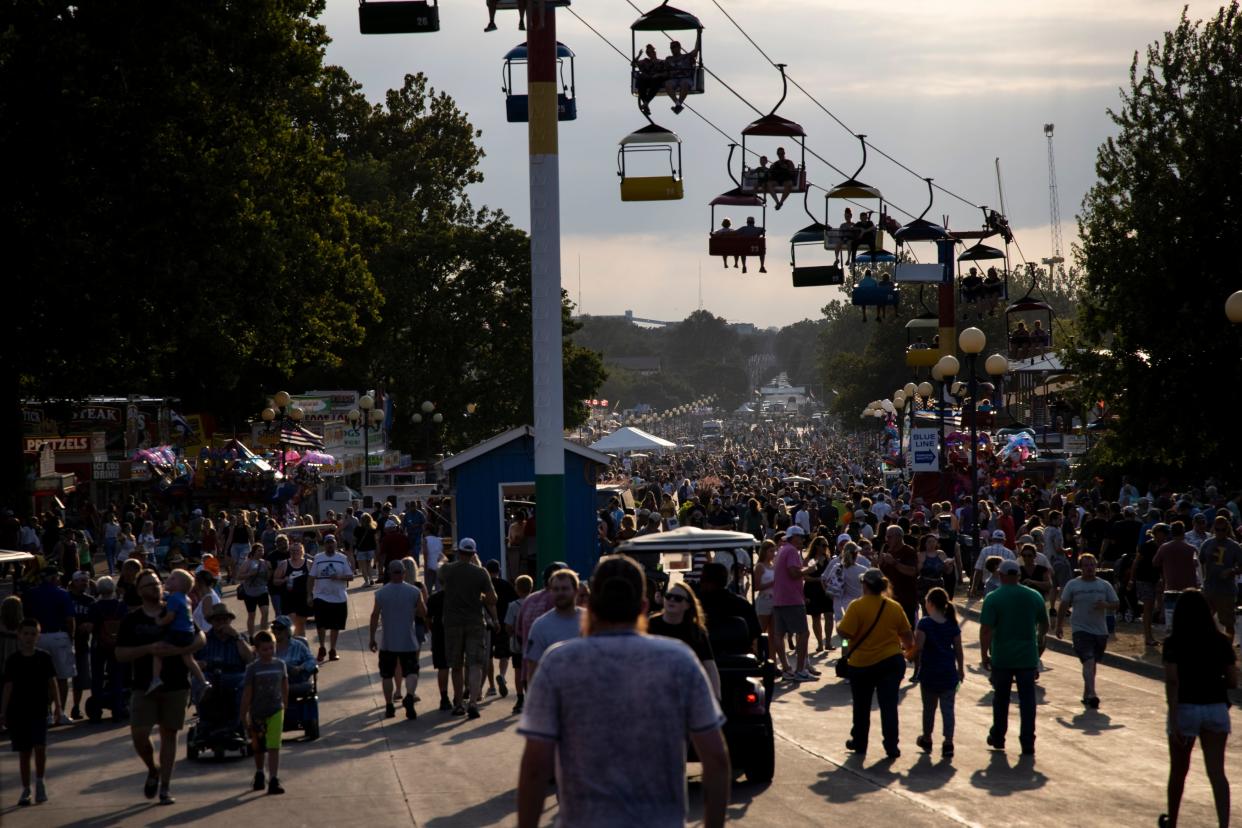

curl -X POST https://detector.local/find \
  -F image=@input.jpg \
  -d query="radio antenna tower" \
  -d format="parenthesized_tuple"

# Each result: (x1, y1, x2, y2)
(1041, 123, 1064, 286)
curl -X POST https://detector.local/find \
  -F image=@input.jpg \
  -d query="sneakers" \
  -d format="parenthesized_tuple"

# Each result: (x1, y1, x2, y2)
(885, 746, 901, 759)
(942, 740, 955, 758)
(403, 694, 417, 720)
(1085, 696, 1100, 709)
(915, 734, 933, 753)
(18, 788, 31, 806)
(71, 705, 81, 720)
(144, 768, 160, 799)
(439, 696, 453, 712)
(1038, 659, 1049, 672)
(498, 676, 508, 698)
(268, 777, 285, 795)
(451, 703, 466, 716)
(793, 670, 814, 682)
(35, 779, 47, 804)
(484, 22, 497, 31)
(805, 665, 822, 678)
(986, 733, 1005, 751)
(781, 669, 798, 682)
(844, 738, 866, 753)
(328, 650, 340, 662)
(317, 646, 327, 662)
(385, 702, 396, 719)
(467, 705, 481, 720)
(486, 686, 497, 697)
(254, 771, 266, 792)
(159, 789, 176, 805)
(512, 697, 525, 716)
(55, 711, 74, 725)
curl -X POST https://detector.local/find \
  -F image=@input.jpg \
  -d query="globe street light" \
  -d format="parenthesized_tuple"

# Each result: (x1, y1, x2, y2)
(958, 326, 1000, 560)
(1227, 290, 1242, 324)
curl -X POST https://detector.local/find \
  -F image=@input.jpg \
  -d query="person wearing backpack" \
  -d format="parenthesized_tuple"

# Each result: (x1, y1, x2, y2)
(87, 577, 130, 720)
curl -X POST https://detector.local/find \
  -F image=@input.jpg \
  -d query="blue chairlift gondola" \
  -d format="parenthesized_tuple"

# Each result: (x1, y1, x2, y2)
(503, 41, 577, 122)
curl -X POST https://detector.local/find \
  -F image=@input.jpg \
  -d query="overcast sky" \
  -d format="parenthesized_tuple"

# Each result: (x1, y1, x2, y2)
(322, 0, 1210, 328)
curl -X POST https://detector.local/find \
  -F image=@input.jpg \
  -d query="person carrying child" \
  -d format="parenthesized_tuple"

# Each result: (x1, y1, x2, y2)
(240, 629, 289, 795)
(147, 569, 210, 694)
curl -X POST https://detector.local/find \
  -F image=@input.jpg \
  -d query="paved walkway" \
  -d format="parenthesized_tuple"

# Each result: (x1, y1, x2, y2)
(2, 582, 1238, 826)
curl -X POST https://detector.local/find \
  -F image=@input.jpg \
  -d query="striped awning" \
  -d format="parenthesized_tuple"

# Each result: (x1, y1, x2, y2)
(278, 424, 324, 450)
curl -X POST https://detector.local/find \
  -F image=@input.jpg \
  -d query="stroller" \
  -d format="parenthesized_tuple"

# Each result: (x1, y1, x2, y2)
(186, 668, 250, 760)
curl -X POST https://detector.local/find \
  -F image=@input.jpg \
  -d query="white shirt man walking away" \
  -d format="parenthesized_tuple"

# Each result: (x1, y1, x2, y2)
(517, 554, 729, 828)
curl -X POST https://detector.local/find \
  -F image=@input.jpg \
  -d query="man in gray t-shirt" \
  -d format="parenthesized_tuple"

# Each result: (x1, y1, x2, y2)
(524, 571, 583, 685)
(517, 555, 728, 828)
(1199, 518, 1242, 640)
(369, 561, 427, 718)
(1055, 554, 1119, 709)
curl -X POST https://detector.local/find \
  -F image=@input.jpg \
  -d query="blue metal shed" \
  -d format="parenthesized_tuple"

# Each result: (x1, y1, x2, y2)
(438, 426, 608, 578)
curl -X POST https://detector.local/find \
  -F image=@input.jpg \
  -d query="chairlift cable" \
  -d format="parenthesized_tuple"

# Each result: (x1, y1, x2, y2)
(569, 5, 918, 219)
(705, 0, 985, 213)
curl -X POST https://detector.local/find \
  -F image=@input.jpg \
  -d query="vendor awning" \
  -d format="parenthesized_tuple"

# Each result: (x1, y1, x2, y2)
(276, 424, 324, 450)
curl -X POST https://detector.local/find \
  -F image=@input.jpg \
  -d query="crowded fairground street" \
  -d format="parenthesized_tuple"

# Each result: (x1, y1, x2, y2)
(4, 1, 1242, 827)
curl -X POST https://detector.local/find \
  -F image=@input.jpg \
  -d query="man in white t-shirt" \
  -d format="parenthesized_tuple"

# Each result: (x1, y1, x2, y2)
(308, 535, 355, 662)
(972, 530, 1015, 595)
(423, 531, 445, 592)
(871, 494, 892, 523)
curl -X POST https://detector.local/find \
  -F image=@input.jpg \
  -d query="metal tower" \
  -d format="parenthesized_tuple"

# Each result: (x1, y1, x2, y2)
(1042, 124, 1064, 279)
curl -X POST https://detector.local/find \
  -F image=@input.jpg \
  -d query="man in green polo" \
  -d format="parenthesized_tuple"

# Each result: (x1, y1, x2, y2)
(979, 559, 1048, 756)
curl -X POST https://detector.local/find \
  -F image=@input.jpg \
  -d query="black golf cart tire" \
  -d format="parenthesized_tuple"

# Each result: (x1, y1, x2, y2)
(745, 732, 776, 784)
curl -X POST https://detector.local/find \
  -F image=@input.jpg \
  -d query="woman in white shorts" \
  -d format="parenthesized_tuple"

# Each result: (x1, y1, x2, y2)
(1160, 590, 1236, 828)
(753, 540, 777, 655)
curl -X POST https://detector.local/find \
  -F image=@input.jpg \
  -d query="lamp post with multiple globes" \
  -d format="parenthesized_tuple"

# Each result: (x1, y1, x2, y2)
(347, 394, 386, 488)
(260, 390, 306, 475)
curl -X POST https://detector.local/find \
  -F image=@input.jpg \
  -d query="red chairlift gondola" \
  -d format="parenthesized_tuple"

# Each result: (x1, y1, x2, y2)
(740, 64, 807, 209)
(709, 183, 766, 274)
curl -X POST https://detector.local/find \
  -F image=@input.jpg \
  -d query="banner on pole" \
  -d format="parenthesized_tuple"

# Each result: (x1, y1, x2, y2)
(910, 429, 940, 472)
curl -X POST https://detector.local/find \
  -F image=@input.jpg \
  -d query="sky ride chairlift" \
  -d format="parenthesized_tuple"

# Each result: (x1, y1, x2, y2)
(631, 2, 705, 116)
(825, 135, 888, 274)
(619, 124, 684, 201)
(956, 206, 1011, 320)
(358, 0, 440, 34)
(1005, 270, 1054, 363)
(740, 65, 807, 209)
(503, 42, 577, 123)
(709, 182, 766, 266)
(789, 188, 837, 288)
(905, 314, 942, 368)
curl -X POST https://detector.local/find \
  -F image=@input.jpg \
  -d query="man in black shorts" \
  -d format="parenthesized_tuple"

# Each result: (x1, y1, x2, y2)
(427, 588, 451, 711)
(768, 147, 798, 210)
(308, 536, 354, 662)
(369, 560, 426, 719)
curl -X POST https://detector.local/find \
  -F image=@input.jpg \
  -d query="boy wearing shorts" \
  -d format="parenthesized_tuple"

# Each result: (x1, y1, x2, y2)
(148, 569, 209, 693)
(241, 630, 288, 795)
(0, 618, 61, 805)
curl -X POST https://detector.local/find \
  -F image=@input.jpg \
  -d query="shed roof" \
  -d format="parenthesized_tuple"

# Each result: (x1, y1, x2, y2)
(439, 425, 610, 473)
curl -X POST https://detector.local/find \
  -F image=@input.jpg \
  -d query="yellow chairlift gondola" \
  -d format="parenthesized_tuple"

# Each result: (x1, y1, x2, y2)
(740, 65, 807, 210)
(825, 135, 888, 272)
(619, 124, 683, 201)
(359, 0, 440, 34)
(631, 2, 705, 118)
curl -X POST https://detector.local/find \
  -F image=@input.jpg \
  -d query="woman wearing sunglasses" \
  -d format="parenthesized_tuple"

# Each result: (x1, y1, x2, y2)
(649, 583, 720, 699)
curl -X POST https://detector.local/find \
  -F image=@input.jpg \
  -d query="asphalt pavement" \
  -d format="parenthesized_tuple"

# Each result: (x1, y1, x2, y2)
(2, 584, 1239, 827)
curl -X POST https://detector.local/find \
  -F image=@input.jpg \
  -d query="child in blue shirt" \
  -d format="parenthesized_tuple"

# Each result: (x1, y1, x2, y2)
(148, 569, 208, 693)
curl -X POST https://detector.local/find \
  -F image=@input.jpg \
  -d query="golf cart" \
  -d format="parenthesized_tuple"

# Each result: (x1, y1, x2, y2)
(617, 527, 776, 783)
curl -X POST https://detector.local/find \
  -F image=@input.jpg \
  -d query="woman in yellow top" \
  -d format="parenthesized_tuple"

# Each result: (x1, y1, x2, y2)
(836, 567, 914, 758)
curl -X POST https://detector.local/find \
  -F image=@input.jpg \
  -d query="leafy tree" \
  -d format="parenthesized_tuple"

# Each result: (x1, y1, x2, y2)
(1070, 2, 1242, 483)
(774, 319, 826, 387)
(295, 72, 604, 452)
(4, 0, 381, 419)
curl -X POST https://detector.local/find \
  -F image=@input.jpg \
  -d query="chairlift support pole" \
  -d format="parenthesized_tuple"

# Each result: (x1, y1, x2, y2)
(528, 0, 565, 575)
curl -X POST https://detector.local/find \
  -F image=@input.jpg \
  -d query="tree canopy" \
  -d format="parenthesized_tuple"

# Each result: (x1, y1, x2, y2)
(1070, 2, 1242, 483)
(3, 0, 603, 470)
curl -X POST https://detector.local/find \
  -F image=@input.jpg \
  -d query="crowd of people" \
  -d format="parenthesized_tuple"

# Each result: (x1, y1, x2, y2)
(2, 422, 1240, 826)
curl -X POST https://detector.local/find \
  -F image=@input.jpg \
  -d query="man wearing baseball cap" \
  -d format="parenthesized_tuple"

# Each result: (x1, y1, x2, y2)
(772, 526, 817, 682)
(979, 558, 1047, 755)
(972, 529, 1015, 597)
(436, 538, 498, 719)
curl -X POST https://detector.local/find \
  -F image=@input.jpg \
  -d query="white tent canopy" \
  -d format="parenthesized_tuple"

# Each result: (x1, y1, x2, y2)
(589, 427, 677, 453)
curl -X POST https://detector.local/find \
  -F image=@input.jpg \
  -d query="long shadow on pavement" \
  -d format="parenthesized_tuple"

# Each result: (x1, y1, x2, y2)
(1054, 710, 1125, 736)
(899, 751, 958, 794)
(424, 787, 524, 827)
(968, 751, 1048, 796)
